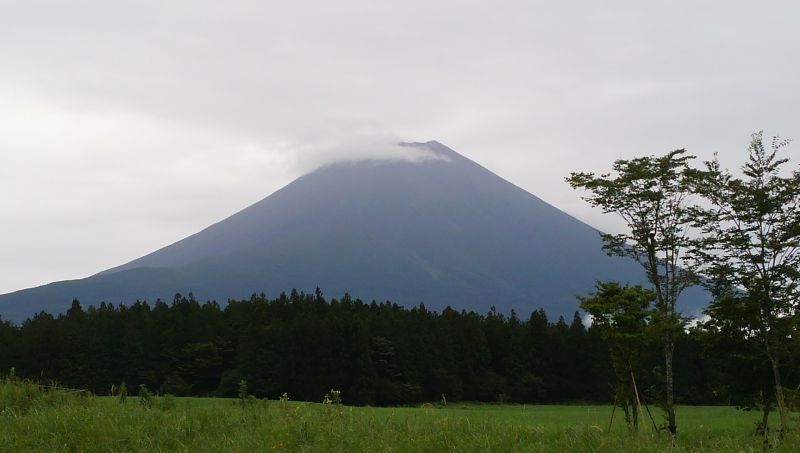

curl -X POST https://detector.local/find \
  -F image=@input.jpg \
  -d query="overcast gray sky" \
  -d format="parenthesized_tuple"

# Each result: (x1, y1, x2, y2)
(2, 0, 799, 295)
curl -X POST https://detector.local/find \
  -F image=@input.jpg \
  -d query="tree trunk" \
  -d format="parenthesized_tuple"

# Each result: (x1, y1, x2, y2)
(623, 396, 632, 431)
(758, 397, 773, 451)
(630, 383, 639, 431)
(648, 244, 677, 439)
(765, 339, 787, 437)
(629, 361, 645, 431)
(664, 330, 677, 438)
(758, 398, 771, 437)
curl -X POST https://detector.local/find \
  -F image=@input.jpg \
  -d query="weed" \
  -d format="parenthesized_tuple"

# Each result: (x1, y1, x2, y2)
(158, 394, 176, 411)
(118, 382, 128, 404)
(323, 389, 341, 406)
(138, 384, 153, 409)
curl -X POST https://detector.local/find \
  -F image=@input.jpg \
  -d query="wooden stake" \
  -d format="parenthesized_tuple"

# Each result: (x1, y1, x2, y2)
(607, 403, 616, 433)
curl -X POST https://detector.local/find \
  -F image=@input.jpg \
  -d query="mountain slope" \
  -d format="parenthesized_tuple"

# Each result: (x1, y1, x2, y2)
(0, 141, 706, 323)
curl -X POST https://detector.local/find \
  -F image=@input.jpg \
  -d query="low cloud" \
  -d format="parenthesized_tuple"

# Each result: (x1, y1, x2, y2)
(285, 133, 452, 175)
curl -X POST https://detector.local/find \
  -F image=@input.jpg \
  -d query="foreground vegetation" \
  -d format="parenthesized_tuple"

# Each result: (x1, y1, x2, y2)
(1, 377, 797, 452)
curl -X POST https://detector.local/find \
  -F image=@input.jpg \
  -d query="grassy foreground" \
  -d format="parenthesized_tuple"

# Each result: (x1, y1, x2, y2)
(1, 379, 797, 452)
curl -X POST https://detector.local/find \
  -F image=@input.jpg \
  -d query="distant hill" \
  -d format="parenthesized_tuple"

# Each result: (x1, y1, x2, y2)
(0, 141, 707, 323)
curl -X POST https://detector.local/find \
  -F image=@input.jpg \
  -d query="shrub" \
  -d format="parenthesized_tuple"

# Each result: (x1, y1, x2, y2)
(138, 384, 153, 409)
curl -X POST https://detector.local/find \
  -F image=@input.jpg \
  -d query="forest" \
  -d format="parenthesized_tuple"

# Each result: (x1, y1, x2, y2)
(0, 289, 796, 409)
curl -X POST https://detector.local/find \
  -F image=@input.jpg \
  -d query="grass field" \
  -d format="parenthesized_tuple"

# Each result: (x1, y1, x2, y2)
(1, 379, 797, 452)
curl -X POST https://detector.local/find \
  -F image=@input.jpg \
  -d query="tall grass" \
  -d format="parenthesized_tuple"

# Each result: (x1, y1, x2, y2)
(1, 377, 797, 452)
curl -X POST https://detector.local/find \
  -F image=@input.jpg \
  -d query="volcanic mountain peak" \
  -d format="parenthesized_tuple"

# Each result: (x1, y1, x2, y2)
(0, 141, 707, 323)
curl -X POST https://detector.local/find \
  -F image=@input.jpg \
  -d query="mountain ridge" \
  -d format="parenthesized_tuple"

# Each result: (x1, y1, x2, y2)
(0, 141, 707, 323)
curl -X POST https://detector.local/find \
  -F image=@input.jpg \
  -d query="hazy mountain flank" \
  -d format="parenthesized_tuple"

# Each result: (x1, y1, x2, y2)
(0, 141, 706, 323)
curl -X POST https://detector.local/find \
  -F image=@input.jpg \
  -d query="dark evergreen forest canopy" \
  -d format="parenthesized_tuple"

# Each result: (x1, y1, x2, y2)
(1, 290, 796, 406)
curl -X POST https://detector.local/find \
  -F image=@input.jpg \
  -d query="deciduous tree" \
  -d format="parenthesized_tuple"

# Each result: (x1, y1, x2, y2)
(568, 150, 697, 437)
(579, 282, 654, 432)
(688, 132, 800, 436)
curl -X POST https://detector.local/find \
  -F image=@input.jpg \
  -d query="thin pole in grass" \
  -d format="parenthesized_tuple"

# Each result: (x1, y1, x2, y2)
(642, 399, 659, 435)
(607, 405, 616, 433)
(629, 360, 646, 429)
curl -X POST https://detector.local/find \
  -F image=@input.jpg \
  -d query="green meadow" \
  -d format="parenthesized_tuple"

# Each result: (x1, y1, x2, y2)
(2, 379, 798, 452)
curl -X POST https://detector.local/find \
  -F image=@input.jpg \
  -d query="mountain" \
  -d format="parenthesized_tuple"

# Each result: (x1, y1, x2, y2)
(0, 141, 707, 323)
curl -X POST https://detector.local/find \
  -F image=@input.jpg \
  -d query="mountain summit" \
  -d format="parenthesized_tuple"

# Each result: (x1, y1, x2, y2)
(0, 141, 704, 323)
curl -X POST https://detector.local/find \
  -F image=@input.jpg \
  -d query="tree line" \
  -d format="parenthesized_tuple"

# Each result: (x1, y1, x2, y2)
(3, 290, 794, 409)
